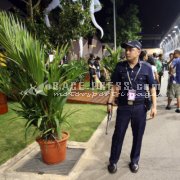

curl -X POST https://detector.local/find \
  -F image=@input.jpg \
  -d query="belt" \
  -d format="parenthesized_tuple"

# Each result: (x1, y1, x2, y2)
(133, 101, 145, 105)
(118, 100, 145, 106)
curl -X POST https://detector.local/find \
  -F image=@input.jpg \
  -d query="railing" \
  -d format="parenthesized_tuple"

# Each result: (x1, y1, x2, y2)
(160, 15, 180, 58)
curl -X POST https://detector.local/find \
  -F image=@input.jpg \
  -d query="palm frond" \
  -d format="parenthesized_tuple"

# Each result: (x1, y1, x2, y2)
(0, 12, 87, 140)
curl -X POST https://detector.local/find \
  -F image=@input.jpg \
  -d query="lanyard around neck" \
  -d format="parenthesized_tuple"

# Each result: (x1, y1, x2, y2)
(126, 63, 142, 88)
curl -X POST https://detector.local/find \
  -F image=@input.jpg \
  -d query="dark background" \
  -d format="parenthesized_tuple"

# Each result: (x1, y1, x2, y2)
(0, 0, 180, 48)
(96, 0, 180, 47)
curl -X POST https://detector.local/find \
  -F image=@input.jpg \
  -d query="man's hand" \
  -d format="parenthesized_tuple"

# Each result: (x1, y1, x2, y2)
(107, 104, 113, 113)
(149, 87, 157, 119)
(150, 107, 157, 119)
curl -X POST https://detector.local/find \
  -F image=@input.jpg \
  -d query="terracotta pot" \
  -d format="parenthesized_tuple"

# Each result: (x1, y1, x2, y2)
(36, 132, 69, 165)
(0, 92, 8, 115)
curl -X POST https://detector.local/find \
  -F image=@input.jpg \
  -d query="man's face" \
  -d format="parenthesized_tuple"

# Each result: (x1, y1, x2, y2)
(170, 54, 174, 59)
(173, 52, 180, 59)
(153, 53, 157, 58)
(144, 54, 148, 61)
(125, 47, 141, 61)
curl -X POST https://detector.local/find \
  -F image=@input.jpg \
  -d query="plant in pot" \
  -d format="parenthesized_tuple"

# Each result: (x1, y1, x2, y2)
(0, 12, 86, 165)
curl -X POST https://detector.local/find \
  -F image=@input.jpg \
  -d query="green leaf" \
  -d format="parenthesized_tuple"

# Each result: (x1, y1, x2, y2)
(37, 117, 43, 128)
(54, 117, 61, 139)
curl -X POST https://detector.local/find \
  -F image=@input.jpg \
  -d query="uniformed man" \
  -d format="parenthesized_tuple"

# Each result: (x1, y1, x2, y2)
(107, 40, 157, 174)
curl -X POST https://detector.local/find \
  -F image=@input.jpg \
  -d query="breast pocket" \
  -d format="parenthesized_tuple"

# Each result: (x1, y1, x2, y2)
(120, 72, 129, 83)
(137, 74, 147, 83)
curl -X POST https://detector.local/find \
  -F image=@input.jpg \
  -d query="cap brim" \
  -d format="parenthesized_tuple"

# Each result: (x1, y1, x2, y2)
(121, 43, 134, 49)
(121, 43, 141, 49)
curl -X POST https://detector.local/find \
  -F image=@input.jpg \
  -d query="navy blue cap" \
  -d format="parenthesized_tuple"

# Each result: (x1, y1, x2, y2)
(121, 40, 142, 50)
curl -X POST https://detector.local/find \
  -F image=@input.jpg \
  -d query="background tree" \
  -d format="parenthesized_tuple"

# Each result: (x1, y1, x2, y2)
(21, 0, 41, 23)
(8, 0, 95, 49)
(46, 0, 95, 47)
(116, 4, 142, 43)
(96, 1, 142, 45)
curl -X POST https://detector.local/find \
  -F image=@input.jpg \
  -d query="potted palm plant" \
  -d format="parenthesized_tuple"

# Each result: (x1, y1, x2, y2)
(0, 12, 86, 164)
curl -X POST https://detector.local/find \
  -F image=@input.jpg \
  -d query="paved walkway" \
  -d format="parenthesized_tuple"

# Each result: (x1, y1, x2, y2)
(1, 71, 180, 180)
(72, 71, 180, 180)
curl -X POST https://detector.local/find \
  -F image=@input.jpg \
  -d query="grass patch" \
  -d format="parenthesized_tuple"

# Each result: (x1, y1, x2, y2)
(63, 103, 106, 142)
(0, 102, 106, 165)
(0, 103, 36, 165)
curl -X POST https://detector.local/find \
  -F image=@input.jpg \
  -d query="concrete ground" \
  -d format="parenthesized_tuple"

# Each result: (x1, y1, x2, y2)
(0, 71, 180, 180)
(72, 71, 180, 180)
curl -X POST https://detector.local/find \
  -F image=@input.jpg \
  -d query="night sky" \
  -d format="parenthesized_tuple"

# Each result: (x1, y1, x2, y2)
(97, 0, 180, 35)
(130, 0, 180, 35)
(0, 0, 180, 47)
(96, 0, 180, 47)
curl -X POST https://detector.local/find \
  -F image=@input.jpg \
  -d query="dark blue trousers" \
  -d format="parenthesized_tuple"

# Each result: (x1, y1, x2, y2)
(109, 104, 147, 164)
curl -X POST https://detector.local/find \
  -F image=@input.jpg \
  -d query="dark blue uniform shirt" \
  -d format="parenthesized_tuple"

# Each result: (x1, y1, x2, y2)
(111, 60, 155, 105)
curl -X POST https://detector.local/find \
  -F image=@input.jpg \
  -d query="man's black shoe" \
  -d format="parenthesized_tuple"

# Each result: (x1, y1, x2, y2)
(165, 106, 171, 110)
(129, 162, 139, 173)
(107, 163, 117, 174)
(175, 109, 180, 113)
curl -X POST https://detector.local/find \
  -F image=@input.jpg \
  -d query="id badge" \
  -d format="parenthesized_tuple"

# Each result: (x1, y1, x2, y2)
(128, 89, 136, 101)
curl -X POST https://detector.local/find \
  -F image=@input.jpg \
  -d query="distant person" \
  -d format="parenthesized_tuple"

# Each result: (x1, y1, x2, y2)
(88, 54, 96, 88)
(99, 68, 107, 84)
(139, 50, 148, 61)
(167, 50, 180, 113)
(155, 55, 163, 95)
(166, 53, 177, 110)
(94, 56, 101, 79)
(93, 56, 104, 89)
(159, 54, 165, 75)
(152, 53, 158, 60)
(147, 57, 159, 91)
(167, 53, 174, 70)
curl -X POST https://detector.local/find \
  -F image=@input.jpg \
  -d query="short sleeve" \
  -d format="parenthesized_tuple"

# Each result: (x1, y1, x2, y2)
(172, 59, 177, 68)
(147, 66, 155, 88)
(153, 66, 157, 73)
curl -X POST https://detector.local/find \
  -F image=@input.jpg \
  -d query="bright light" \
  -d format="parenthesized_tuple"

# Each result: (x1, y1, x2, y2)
(172, 31, 176, 33)
(174, 26, 178, 29)
(168, 34, 171, 37)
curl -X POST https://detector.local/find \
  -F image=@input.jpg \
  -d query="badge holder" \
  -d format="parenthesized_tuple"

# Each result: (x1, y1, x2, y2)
(126, 63, 141, 106)
(127, 89, 136, 105)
